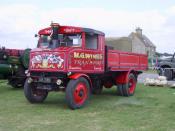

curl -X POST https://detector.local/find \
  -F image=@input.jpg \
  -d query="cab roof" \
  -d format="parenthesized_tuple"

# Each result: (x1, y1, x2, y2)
(83, 28, 105, 35)
(38, 25, 105, 36)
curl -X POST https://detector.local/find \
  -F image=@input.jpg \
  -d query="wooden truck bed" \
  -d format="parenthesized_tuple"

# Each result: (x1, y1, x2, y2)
(107, 50, 148, 71)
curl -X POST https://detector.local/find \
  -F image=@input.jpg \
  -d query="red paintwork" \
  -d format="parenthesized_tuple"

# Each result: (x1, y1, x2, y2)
(38, 26, 82, 35)
(115, 71, 129, 84)
(68, 49, 104, 73)
(69, 73, 89, 80)
(103, 81, 113, 88)
(29, 24, 148, 85)
(0, 48, 24, 57)
(30, 50, 65, 72)
(108, 50, 148, 71)
(30, 33, 105, 73)
(73, 82, 88, 105)
(68, 73, 92, 89)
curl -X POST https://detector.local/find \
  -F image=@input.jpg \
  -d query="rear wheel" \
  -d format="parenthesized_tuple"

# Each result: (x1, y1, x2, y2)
(117, 84, 123, 96)
(122, 73, 137, 96)
(8, 78, 25, 88)
(66, 77, 90, 109)
(24, 78, 48, 103)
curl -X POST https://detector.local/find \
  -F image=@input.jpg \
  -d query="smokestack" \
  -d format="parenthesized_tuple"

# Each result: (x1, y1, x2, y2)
(49, 22, 60, 49)
(50, 22, 60, 40)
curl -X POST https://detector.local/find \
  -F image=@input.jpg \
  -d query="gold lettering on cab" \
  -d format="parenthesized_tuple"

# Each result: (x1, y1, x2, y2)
(74, 52, 103, 60)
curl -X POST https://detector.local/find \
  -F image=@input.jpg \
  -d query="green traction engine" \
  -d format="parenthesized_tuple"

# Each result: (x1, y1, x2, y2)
(0, 47, 30, 88)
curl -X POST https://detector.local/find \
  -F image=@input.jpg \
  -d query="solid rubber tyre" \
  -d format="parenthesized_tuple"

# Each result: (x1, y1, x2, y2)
(117, 84, 123, 96)
(8, 78, 25, 88)
(24, 78, 48, 103)
(66, 77, 90, 110)
(122, 73, 137, 97)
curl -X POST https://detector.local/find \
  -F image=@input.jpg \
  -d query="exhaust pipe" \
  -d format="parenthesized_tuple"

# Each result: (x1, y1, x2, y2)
(50, 22, 60, 40)
(49, 22, 60, 48)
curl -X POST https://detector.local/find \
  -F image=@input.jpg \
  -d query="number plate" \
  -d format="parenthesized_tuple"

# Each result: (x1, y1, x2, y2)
(38, 77, 51, 83)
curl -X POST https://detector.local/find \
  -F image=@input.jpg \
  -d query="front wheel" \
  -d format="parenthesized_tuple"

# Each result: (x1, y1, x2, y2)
(66, 77, 90, 109)
(24, 78, 48, 103)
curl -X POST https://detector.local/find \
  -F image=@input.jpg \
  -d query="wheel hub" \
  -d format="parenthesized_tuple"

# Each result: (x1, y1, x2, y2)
(78, 90, 84, 97)
(73, 82, 87, 105)
(129, 82, 132, 87)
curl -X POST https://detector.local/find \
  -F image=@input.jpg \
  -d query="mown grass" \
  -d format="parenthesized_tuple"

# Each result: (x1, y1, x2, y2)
(0, 80, 175, 131)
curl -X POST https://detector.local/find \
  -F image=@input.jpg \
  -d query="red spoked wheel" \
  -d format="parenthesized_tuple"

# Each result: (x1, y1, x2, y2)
(66, 77, 90, 109)
(122, 73, 137, 97)
(73, 82, 88, 105)
(128, 76, 136, 94)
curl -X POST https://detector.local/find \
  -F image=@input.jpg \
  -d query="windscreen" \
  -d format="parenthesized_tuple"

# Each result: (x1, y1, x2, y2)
(37, 34, 82, 48)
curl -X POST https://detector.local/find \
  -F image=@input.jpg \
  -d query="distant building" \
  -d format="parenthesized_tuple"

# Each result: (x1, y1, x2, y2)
(129, 27, 156, 59)
(105, 28, 156, 63)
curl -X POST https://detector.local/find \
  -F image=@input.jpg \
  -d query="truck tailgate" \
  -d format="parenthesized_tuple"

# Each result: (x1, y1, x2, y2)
(107, 50, 148, 71)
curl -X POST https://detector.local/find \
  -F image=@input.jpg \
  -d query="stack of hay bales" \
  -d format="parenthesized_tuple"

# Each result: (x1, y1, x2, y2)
(144, 76, 168, 87)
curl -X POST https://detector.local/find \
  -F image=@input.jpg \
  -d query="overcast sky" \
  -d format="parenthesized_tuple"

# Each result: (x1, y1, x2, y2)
(0, 0, 175, 53)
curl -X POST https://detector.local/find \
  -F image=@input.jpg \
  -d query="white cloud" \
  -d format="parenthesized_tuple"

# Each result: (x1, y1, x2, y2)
(166, 6, 175, 15)
(0, 4, 39, 48)
(0, 4, 38, 32)
(39, 8, 166, 33)
(0, 4, 174, 53)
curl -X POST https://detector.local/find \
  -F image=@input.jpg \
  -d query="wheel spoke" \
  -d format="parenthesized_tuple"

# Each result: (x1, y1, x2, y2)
(129, 78, 136, 94)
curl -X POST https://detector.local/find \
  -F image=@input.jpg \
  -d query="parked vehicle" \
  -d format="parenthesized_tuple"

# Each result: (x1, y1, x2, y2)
(24, 23, 148, 109)
(157, 52, 175, 80)
(0, 47, 30, 88)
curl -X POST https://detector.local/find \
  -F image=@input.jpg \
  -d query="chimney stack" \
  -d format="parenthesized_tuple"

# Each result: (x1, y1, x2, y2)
(136, 27, 142, 36)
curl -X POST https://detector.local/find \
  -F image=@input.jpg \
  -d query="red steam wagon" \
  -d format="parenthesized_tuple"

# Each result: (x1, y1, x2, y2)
(24, 23, 148, 109)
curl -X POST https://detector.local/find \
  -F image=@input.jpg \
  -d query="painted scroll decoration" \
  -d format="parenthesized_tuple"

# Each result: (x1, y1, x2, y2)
(31, 54, 64, 69)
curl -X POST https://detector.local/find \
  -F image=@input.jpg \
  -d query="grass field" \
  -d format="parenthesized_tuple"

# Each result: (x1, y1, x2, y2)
(0, 81, 175, 131)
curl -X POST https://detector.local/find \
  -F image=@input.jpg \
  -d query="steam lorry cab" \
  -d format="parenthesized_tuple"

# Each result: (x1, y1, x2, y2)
(24, 23, 148, 109)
